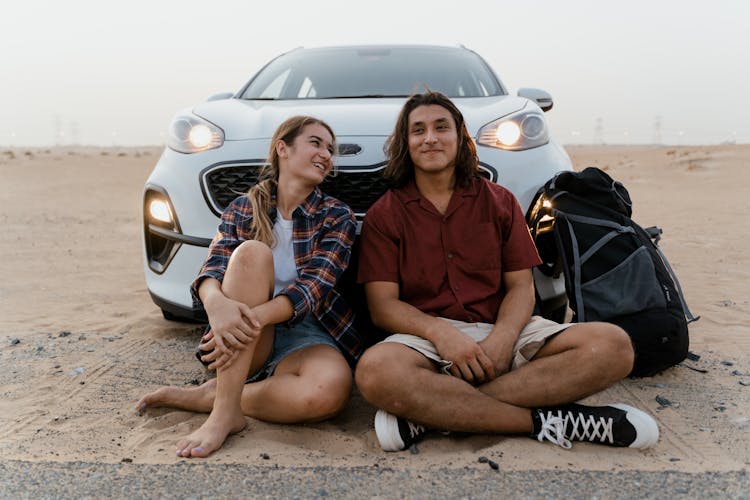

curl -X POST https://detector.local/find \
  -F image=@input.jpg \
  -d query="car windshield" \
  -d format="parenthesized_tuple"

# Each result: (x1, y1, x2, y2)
(240, 46, 505, 100)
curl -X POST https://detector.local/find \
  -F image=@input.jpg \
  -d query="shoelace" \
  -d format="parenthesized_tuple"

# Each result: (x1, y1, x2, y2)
(537, 410, 615, 448)
(537, 416, 572, 449)
(406, 421, 425, 439)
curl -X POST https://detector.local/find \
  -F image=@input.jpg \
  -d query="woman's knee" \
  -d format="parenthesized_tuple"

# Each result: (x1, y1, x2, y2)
(283, 346, 354, 419)
(224, 241, 275, 294)
(300, 368, 353, 420)
(229, 240, 273, 273)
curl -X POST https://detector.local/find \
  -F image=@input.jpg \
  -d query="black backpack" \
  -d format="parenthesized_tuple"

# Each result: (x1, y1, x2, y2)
(528, 167, 698, 377)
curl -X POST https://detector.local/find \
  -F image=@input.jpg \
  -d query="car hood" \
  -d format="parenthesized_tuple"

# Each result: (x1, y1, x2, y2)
(191, 96, 530, 140)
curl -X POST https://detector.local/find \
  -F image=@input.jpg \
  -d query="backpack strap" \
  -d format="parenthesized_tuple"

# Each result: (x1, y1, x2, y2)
(644, 225, 697, 322)
(652, 245, 699, 323)
(611, 179, 633, 213)
(555, 209, 699, 324)
(555, 212, 636, 264)
(556, 211, 635, 322)
(561, 215, 586, 322)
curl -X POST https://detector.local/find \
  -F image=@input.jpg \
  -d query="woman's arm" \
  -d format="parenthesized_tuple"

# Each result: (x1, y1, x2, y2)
(191, 197, 269, 362)
(198, 278, 294, 370)
(278, 205, 356, 323)
(190, 196, 250, 308)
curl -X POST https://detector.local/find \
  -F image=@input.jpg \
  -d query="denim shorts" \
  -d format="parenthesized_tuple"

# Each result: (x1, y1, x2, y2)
(196, 316, 346, 383)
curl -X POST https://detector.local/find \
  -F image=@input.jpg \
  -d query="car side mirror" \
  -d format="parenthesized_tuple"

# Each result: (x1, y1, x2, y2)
(517, 88, 553, 112)
(206, 92, 234, 102)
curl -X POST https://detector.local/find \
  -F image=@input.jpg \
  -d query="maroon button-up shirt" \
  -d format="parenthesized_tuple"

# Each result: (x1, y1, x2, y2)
(357, 177, 541, 324)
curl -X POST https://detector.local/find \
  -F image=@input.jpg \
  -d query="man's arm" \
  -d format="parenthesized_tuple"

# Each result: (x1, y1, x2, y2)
(366, 281, 495, 384)
(478, 268, 536, 376)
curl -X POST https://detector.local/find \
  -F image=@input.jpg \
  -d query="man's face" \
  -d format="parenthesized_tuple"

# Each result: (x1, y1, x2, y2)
(407, 104, 459, 176)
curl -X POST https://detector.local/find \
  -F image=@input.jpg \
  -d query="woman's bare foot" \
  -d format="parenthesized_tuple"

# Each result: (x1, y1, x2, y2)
(137, 379, 217, 414)
(176, 411, 247, 458)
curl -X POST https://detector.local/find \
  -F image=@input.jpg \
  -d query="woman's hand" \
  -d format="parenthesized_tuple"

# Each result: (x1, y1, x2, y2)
(198, 333, 240, 371)
(203, 294, 262, 355)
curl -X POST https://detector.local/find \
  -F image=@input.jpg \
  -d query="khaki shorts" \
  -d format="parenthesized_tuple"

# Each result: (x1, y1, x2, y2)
(381, 316, 572, 373)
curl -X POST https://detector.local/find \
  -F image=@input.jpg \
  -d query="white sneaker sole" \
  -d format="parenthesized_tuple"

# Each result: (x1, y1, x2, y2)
(610, 403, 660, 449)
(374, 410, 405, 452)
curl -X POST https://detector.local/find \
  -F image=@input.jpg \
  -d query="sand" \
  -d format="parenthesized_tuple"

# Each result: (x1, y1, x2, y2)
(1, 145, 749, 476)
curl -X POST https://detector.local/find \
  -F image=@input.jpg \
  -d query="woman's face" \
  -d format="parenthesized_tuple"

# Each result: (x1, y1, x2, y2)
(278, 123, 334, 186)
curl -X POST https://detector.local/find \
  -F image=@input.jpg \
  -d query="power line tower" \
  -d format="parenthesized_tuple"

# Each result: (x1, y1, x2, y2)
(653, 116, 662, 145)
(593, 117, 604, 145)
(69, 121, 80, 145)
(54, 114, 63, 145)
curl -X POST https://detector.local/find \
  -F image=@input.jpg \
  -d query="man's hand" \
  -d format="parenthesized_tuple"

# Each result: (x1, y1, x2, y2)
(430, 320, 496, 385)
(476, 268, 536, 378)
(478, 334, 515, 378)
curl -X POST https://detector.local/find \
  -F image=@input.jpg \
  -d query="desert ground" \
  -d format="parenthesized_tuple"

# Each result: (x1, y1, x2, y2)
(1, 144, 749, 496)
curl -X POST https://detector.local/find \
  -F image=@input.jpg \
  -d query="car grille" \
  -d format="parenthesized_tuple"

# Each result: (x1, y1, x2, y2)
(202, 163, 391, 218)
(202, 162, 496, 218)
(202, 163, 264, 213)
(320, 167, 391, 218)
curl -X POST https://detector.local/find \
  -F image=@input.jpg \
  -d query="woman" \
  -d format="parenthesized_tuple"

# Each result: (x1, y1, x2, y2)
(137, 116, 364, 458)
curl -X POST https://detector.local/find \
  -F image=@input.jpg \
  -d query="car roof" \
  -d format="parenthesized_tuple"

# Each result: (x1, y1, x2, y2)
(286, 44, 473, 54)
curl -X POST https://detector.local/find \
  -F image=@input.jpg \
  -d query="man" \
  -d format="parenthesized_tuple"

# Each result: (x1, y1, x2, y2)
(355, 91, 658, 451)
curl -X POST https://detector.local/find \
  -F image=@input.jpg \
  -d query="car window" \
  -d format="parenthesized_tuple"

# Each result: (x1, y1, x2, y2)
(258, 68, 290, 99)
(298, 77, 316, 98)
(241, 47, 505, 99)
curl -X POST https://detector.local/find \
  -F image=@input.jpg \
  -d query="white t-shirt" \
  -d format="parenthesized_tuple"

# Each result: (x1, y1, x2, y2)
(272, 210, 298, 297)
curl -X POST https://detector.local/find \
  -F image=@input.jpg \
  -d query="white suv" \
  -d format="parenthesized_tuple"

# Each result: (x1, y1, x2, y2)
(143, 45, 571, 322)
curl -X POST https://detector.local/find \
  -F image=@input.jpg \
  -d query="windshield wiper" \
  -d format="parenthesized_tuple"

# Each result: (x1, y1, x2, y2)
(317, 94, 410, 99)
(241, 95, 410, 100)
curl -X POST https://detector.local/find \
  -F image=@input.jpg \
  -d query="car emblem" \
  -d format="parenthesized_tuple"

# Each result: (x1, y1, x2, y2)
(337, 143, 362, 156)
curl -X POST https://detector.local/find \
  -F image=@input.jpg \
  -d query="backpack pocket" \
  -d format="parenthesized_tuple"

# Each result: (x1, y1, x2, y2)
(580, 246, 666, 321)
(610, 308, 689, 377)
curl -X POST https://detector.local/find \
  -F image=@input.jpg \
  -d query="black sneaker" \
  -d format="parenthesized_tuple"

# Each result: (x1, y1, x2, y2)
(374, 410, 427, 451)
(533, 403, 659, 449)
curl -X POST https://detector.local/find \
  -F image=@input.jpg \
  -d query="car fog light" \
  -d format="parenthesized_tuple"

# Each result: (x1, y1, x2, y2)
(496, 121, 521, 146)
(149, 199, 173, 224)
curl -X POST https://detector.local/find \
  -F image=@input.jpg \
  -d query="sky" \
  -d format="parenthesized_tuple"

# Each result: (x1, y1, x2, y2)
(1, 0, 747, 147)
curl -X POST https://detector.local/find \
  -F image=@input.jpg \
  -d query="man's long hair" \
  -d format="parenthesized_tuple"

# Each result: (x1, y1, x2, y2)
(383, 90, 480, 188)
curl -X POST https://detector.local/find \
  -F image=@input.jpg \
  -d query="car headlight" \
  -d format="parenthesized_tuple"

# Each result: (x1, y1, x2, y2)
(167, 114, 224, 153)
(477, 109, 550, 151)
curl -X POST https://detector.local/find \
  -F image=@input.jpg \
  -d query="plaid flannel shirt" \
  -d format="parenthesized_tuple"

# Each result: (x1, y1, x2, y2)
(191, 187, 364, 361)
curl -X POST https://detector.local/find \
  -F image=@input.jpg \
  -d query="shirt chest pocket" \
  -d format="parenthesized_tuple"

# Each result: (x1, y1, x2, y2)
(456, 222, 501, 271)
